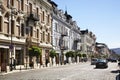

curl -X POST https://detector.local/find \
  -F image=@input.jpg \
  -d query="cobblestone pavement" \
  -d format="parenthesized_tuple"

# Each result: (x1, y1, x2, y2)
(0, 62, 119, 80)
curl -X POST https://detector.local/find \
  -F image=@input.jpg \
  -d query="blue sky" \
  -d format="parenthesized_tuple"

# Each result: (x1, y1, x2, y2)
(52, 0, 120, 49)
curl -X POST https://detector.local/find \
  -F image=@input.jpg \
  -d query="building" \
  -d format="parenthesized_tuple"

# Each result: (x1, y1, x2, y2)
(51, 1, 81, 65)
(80, 29, 96, 58)
(0, 0, 26, 72)
(95, 42, 110, 58)
(0, 0, 52, 72)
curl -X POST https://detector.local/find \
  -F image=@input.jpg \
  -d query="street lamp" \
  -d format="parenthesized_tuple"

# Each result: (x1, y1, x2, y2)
(9, 7, 17, 71)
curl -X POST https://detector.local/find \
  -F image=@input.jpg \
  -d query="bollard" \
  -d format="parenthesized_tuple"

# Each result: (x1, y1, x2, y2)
(20, 66, 21, 71)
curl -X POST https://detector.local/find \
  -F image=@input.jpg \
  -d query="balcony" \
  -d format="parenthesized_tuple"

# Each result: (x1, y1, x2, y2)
(61, 32, 68, 36)
(74, 38, 81, 42)
(27, 12, 39, 21)
(60, 46, 68, 50)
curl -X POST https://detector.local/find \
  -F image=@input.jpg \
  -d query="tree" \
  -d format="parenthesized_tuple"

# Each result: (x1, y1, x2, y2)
(65, 51, 74, 58)
(82, 53, 87, 58)
(65, 51, 75, 63)
(49, 49, 57, 65)
(29, 46, 42, 67)
(29, 46, 42, 57)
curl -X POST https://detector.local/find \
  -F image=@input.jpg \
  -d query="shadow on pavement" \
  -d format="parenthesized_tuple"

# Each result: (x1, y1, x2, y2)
(111, 70, 119, 74)
(94, 67, 107, 69)
(116, 74, 120, 80)
(111, 70, 120, 80)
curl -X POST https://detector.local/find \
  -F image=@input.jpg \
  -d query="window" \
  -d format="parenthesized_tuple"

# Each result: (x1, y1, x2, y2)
(26, 28, 29, 34)
(48, 33, 50, 43)
(47, 15, 50, 24)
(11, 20, 14, 34)
(55, 23, 57, 31)
(4, 22, 9, 34)
(34, 30, 37, 38)
(21, 24, 24, 36)
(42, 11, 45, 21)
(0, 16, 2, 32)
(18, 0, 20, 11)
(21, 0, 24, 11)
(43, 31, 45, 42)
(29, 3, 32, 13)
(40, 33, 42, 42)
(16, 25, 20, 36)
(11, 0, 14, 6)
(46, 34, 48, 43)
(18, 26, 21, 36)
(37, 29, 39, 38)
(30, 27, 33, 36)
(36, 8, 39, 15)
(55, 38, 57, 46)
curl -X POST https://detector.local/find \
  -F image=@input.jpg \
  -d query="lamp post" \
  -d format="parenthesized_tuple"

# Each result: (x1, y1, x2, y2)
(9, 7, 17, 71)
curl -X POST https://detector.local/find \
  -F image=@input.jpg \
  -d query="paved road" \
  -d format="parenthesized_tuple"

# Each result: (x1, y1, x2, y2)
(0, 62, 119, 80)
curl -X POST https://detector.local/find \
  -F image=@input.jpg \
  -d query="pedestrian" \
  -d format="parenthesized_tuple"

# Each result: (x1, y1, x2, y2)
(13, 59, 16, 69)
(46, 59, 49, 67)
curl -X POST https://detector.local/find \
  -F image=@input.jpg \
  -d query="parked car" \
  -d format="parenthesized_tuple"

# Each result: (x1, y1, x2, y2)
(95, 59, 108, 68)
(111, 59, 117, 62)
(91, 58, 98, 65)
(107, 58, 117, 62)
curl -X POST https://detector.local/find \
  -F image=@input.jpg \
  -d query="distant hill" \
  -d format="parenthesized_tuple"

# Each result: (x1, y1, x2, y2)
(111, 48, 120, 55)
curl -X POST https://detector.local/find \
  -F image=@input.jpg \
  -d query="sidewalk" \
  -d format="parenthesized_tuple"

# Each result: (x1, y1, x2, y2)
(0, 62, 90, 76)
(0, 67, 36, 76)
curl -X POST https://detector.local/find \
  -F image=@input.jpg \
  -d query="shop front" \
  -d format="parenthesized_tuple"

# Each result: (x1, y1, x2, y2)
(0, 46, 9, 72)
(0, 43, 25, 72)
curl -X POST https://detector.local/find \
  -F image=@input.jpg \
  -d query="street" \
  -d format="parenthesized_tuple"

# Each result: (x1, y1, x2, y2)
(0, 62, 119, 80)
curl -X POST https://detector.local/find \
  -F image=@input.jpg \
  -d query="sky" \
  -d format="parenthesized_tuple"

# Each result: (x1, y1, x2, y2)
(52, 0, 120, 49)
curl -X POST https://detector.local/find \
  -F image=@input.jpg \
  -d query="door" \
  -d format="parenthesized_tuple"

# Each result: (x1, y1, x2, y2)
(0, 48, 7, 72)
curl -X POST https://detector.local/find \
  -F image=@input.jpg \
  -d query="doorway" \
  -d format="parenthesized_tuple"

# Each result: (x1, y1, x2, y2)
(0, 48, 7, 72)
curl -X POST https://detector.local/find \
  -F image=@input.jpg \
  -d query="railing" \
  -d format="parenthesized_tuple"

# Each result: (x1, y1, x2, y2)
(27, 12, 39, 21)
(74, 38, 81, 42)
(60, 46, 68, 50)
(61, 32, 68, 36)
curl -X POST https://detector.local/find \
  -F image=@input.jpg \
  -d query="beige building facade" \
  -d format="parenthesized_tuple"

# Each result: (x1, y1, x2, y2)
(0, 0, 52, 72)
(80, 29, 96, 58)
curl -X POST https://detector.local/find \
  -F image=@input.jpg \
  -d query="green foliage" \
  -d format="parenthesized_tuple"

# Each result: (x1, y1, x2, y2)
(91, 55, 94, 58)
(77, 53, 82, 57)
(29, 46, 42, 57)
(65, 51, 75, 58)
(49, 49, 56, 58)
(82, 54, 87, 57)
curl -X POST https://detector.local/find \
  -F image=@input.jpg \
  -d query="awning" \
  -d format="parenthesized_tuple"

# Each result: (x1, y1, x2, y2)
(15, 47, 22, 50)
(0, 45, 9, 49)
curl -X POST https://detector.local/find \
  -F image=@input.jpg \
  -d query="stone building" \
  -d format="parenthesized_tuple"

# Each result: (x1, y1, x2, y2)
(95, 42, 110, 58)
(80, 29, 96, 58)
(0, 0, 52, 72)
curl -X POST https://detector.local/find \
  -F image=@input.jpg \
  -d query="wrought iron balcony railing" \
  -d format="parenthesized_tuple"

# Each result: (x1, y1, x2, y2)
(74, 38, 81, 42)
(60, 46, 68, 50)
(61, 32, 68, 36)
(27, 12, 39, 21)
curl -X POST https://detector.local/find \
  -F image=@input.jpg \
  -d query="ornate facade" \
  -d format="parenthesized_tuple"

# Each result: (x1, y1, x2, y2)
(51, 1, 81, 65)
(0, 0, 52, 72)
